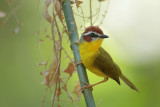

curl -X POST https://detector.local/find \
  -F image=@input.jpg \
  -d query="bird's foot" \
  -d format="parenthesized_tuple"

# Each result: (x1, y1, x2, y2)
(80, 82, 93, 92)
(76, 60, 83, 66)
(80, 78, 108, 92)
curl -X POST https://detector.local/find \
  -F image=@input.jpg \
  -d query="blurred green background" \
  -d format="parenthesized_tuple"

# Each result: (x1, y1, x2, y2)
(0, 0, 160, 107)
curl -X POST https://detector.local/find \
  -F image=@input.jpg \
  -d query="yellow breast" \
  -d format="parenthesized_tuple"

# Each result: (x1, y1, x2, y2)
(79, 39, 107, 77)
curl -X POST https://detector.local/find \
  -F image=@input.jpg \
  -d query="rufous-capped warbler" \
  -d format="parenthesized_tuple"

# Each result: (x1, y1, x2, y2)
(79, 26, 138, 92)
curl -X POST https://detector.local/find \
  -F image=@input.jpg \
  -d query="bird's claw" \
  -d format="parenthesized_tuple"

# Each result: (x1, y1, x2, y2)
(80, 82, 93, 92)
(76, 60, 83, 66)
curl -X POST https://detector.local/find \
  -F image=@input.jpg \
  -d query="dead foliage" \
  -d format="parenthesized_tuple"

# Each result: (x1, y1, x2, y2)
(73, 82, 82, 101)
(63, 84, 74, 102)
(75, 0, 83, 9)
(39, 0, 110, 106)
(0, 0, 110, 107)
(0, 0, 111, 106)
(64, 61, 76, 76)
(43, 0, 52, 23)
(41, 55, 60, 87)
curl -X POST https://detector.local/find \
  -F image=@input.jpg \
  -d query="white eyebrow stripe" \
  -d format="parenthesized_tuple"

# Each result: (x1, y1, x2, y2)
(83, 31, 101, 36)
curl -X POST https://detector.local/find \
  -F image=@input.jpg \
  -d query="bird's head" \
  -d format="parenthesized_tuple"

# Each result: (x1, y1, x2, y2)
(79, 26, 109, 50)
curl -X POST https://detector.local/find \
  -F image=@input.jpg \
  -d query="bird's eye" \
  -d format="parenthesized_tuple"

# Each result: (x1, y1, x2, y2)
(91, 33, 94, 36)
(90, 33, 97, 37)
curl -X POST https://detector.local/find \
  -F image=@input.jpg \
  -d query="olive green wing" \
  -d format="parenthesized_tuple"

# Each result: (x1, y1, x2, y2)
(94, 47, 120, 84)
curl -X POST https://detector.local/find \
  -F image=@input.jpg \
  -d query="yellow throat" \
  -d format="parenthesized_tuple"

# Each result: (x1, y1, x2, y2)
(79, 39, 106, 77)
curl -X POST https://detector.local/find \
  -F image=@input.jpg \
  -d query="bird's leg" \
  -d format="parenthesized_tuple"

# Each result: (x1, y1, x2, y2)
(80, 77, 108, 91)
(80, 82, 93, 91)
(76, 60, 83, 66)
(90, 78, 108, 87)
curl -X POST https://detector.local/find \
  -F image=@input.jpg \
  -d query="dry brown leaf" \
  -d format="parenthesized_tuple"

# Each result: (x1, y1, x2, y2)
(39, 39, 44, 42)
(45, 0, 52, 7)
(64, 61, 76, 76)
(0, 11, 6, 18)
(75, 0, 83, 9)
(55, 0, 64, 20)
(43, 10, 52, 23)
(63, 84, 74, 102)
(55, 0, 61, 13)
(62, 29, 67, 34)
(73, 82, 82, 100)
(41, 71, 49, 85)
(70, 1, 74, 4)
(43, 0, 52, 23)
(56, 87, 62, 96)
(41, 56, 60, 87)
(58, 104, 61, 107)
(47, 57, 59, 87)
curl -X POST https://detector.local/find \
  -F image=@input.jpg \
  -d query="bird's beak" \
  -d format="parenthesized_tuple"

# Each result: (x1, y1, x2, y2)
(99, 34, 109, 38)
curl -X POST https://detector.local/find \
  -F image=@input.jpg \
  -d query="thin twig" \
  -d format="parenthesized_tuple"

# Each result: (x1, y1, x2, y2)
(62, 47, 73, 61)
(3, 0, 25, 24)
(52, 4, 63, 105)
(38, 0, 49, 60)
(99, 0, 111, 26)
(41, 87, 48, 107)
(48, 48, 61, 87)
(52, 81, 58, 107)
(53, 13, 61, 41)
(73, 12, 90, 18)
(90, 0, 92, 26)
(73, 10, 100, 19)
(80, 7, 85, 28)
(44, 49, 54, 70)
(50, 55, 61, 107)
(92, 2, 101, 25)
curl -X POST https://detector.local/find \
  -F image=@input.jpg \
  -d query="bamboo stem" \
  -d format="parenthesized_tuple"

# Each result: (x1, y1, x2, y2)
(62, 0, 96, 107)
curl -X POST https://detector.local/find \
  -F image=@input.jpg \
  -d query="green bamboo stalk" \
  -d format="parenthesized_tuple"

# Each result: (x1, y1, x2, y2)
(62, 0, 96, 107)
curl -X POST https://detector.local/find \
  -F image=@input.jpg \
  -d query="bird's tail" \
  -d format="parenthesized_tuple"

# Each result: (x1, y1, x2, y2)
(120, 74, 139, 92)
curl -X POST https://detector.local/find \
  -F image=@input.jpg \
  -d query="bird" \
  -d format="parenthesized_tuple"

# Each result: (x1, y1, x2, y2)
(79, 26, 138, 92)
